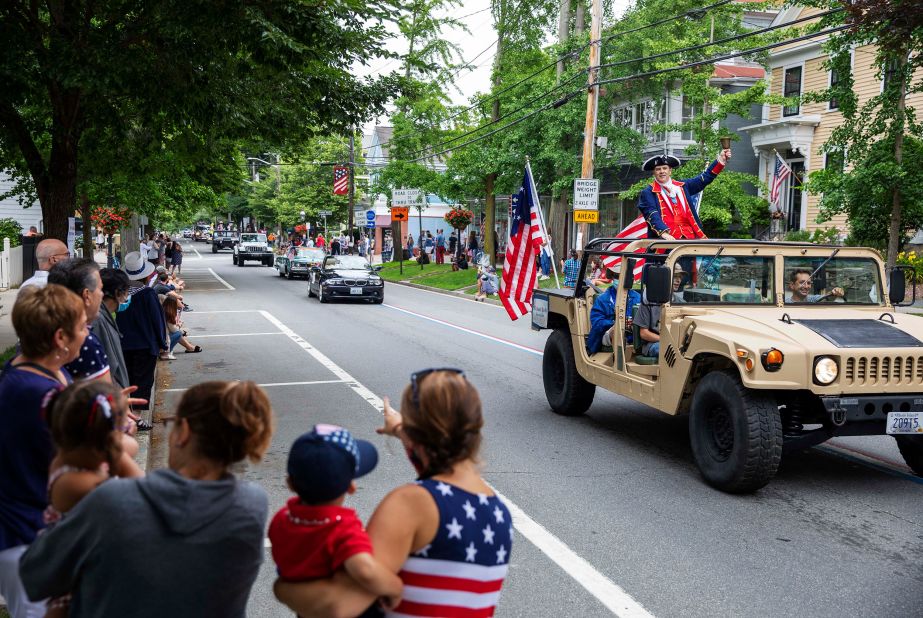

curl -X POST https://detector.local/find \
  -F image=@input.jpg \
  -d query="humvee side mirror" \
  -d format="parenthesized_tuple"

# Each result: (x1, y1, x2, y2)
(889, 266, 913, 305)
(644, 264, 672, 304)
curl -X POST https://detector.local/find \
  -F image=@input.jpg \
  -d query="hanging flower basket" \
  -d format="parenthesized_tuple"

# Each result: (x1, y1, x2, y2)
(90, 205, 131, 236)
(444, 206, 474, 231)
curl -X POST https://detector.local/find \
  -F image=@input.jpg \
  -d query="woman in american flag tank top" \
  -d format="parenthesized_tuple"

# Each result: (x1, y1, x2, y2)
(275, 369, 513, 617)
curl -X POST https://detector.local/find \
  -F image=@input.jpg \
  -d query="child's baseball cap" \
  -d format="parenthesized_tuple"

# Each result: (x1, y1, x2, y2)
(287, 424, 379, 504)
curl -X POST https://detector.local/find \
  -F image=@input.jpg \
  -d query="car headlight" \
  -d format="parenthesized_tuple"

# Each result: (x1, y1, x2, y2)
(814, 356, 838, 385)
(370, 277, 382, 286)
(327, 278, 344, 285)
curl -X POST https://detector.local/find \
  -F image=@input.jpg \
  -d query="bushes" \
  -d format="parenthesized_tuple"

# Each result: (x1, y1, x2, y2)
(0, 219, 23, 247)
(783, 227, 841, 244)
(897, 251, 923, 283)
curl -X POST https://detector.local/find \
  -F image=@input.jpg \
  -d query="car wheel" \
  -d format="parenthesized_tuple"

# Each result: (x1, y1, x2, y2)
(542, 329, 595, 416)
(211, 246, 217, 253)
(894, 435, 923, 476)
(689, 370, 782, 493)
(307, 283, 316, 298)
(318, 284, 328, 303)
(237, 256, 244, 267)
(373, 296, 383, 304)
(232, 255, 237, 265)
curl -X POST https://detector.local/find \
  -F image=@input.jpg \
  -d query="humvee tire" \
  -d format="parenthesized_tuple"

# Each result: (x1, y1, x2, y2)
(543, 329, 595, 416)
(894, 436, 923, 476)
(689, 370, 782, 493)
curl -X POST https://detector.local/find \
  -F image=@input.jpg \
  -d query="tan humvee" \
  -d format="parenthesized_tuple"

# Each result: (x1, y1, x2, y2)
(532, 239, 923, 493)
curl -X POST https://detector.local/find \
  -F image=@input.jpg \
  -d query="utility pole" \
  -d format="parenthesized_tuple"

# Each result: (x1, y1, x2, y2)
(577, 0, 603, 250)
(347, 130, 355, 242)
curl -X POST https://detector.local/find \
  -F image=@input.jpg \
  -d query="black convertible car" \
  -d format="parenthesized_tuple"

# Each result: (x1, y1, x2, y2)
(308, 255, 384, 303)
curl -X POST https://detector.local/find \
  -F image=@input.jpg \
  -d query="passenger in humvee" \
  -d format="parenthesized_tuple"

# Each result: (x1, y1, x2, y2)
(635, 294, 662, 357)
(586, 267, 641, 354)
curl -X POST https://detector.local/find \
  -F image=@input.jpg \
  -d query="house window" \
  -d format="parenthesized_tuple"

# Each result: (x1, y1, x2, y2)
(635, 99, 665, 142)
(829, 52, 851, 110)
(825, 151, 845, 173)
(611, 106, 632, 129)
(681, 96, 707, 141)
(783, 66, 802, 117)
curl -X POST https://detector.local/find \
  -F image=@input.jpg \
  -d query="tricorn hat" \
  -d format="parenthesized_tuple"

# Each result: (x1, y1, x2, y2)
(642, 154, 681, 171)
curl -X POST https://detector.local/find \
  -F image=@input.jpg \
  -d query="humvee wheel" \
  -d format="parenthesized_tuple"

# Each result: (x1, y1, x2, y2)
(689, 370, 782, 493)
(894, 436, 923, 476)
(542, 329, 595, 416)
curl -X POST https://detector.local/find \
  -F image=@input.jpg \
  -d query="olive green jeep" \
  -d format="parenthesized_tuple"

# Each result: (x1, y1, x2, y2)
(531, 239, 923, 493)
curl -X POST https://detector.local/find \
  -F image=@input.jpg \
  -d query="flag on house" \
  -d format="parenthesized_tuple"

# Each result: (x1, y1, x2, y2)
(769, 153, 792, 211)
(333, 166, 350, 195)
(600, 215, 648, 280)
(499, 163, 545, 320)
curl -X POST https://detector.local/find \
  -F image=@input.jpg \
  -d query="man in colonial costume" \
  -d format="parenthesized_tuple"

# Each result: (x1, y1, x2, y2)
(637, 149, 731, 240)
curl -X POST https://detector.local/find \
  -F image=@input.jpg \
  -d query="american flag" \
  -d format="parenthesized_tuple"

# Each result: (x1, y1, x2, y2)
(769, 153, 791, 208)
(333, 165, 349, 195)
(499, 163, 545, 321)
(600, 215, 648, 280)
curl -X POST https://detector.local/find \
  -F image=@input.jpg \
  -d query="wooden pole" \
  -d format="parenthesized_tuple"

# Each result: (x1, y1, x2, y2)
(578, 0, 603, 250)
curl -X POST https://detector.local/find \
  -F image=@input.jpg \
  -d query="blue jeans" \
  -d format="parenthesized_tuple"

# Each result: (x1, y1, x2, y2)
(539, 252, 551, 275)
(169, 330, 182, 352)
(644, 342, 660, 357)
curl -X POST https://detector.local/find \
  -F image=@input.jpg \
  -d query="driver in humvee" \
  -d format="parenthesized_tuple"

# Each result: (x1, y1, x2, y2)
(785, 268, 845, 303)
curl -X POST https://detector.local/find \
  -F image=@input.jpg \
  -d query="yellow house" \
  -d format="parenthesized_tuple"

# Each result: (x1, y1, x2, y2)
(739, 5, 923, 236)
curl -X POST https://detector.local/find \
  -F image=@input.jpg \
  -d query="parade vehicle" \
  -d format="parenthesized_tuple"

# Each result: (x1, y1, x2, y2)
(275, 246, 326, 279)
(232, 232, 273, 267)
(308, 255, 384, 303)
(532, 238, 923, 493)
(193, 224, 211, 242)
(211, 230, 238, 253)
(182, 228, 193, 239)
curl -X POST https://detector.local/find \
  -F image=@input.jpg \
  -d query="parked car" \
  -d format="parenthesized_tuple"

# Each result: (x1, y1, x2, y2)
(233, 232, 273, 266)
(308, 255, 383, 303)
(276, 246, 326, 279)
(211, 230, 238, 253)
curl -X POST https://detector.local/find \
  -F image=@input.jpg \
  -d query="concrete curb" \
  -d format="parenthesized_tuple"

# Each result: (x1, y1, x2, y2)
(134, 363, 159, 472)
(388, 279, 504, 307)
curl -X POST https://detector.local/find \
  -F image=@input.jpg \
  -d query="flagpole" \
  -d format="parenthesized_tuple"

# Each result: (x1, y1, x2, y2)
(527, 159, 561, 288)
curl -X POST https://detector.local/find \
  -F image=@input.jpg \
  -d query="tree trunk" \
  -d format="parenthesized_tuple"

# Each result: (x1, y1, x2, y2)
(575, 1, 586, 34)
(885, 53, 908, 271)
(81, 194, 93, 259)
(556, 0, 571, 80)
(44, 127, 79, 242)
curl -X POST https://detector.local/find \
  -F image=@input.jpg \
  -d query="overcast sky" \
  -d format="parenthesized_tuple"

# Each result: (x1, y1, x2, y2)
(359, 0, 632, 137)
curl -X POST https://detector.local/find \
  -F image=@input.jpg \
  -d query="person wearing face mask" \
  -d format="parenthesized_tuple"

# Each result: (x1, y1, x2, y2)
(637, 149, 731, 241)
(96, 269, 132, 389)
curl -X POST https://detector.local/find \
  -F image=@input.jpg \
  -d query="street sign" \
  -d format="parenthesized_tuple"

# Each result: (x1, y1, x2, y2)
(391, 207, 409, 222)
(318, 210, 332, 217)
(393, 189, 421, 206)
(573, 178, 599, 210)
(365, 209, 376, 222)
(573, 210, 599, 223)
(366, 221, 376, 229)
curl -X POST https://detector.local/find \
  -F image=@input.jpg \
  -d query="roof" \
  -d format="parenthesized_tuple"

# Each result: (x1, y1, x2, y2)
(373, 125, 393, 160)
(712, 64, 765, 79)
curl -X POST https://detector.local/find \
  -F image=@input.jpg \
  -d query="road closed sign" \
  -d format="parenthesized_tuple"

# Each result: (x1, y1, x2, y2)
(393, 189, 421, 206)
(573, 178, 599, 211)
(391, 207, 409, 222)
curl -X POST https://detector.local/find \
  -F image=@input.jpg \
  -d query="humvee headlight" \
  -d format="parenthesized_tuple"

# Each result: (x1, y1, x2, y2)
(814, 357, 838, 385)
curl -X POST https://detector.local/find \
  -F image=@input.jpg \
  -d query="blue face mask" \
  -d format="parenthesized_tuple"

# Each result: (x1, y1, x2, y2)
(117, 296, 132, 312)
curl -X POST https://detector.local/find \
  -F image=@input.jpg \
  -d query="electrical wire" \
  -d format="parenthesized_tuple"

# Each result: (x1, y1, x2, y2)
(600, 0, 735, 45)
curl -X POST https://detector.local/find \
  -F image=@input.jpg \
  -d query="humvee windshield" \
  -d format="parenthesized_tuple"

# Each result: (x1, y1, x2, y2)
(240, 233, 267, 243)
(672, 256, 774, 304)
(783, 256, 883, 305)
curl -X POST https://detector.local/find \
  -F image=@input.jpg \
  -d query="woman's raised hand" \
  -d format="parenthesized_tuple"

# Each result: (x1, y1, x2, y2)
(377, 396, 403, 437)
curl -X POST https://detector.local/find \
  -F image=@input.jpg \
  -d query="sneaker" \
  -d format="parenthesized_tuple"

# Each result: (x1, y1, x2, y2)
(182, 304, 193, 312)
(159, 353, 176, 360)
(539, 275, 550, 281)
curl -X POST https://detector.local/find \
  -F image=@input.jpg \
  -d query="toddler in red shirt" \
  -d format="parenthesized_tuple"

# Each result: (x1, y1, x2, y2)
(269, 424, 402, 610)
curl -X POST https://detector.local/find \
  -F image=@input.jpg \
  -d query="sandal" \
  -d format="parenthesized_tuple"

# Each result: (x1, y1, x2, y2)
(186, 345, 203, 353)
(136, 419, 153, 431)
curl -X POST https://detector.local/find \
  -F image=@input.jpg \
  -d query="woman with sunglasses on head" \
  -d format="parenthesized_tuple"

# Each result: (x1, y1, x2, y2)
(21, 381, 274, 618)
(275, 369, 514, 618)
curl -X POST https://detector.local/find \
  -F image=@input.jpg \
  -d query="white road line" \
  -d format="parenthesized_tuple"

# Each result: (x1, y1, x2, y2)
(189, 244, 202, 259)
(257, 308, 648, 617)
(383, 303, 543, 357)
(208, 268, 235, 290)
(493, 487, 654, 617)
(186, 332, 285, 338)
(163, 379, 346, 393)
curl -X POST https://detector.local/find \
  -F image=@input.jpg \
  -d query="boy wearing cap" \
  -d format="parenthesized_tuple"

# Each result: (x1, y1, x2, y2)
(269, 425, 402, 610)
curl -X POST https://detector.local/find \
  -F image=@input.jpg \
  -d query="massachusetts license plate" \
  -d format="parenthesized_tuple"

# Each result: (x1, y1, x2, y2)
(886, 411, 923, 435)
(350, 287, 363, 295)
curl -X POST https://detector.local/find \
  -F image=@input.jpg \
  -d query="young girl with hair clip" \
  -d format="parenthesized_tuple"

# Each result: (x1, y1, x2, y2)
(41, 381, 144, 617)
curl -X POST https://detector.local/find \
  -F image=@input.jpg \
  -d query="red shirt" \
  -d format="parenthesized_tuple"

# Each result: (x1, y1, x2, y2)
(268, 497, 373, 581)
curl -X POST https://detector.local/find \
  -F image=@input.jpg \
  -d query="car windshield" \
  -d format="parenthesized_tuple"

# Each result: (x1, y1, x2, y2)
(783, 256, 883, 305)
(296, 248, 324, 260)
(240, 233, 266, 243)
(326, 256, 371, 270)
(672, 255, 775, 304)
(215, 231, 235, 237)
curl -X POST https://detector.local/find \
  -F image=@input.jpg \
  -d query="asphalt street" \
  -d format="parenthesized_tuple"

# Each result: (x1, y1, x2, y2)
(150, 240, 923, 618)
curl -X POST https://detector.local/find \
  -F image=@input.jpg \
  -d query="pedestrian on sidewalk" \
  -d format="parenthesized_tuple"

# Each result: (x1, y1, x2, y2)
(475, 265, 499, 301)
(423, 231, 435, 261)
(435, 229, 446, 264)
(562, 249, 581, 288)
(162, 297, 202, 358)
(97, 269, 131, 389)
(170, 241, 183, 275)
(330, 236, 341, 256)
(20, 381, 275, 618)
(0, 285, 83, 618)
(275, 369, 514, 618)
(467, 230, 479, 261)
(21, 239, 70, 290)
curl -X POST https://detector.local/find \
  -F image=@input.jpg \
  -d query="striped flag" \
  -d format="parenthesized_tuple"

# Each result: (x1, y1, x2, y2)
(768, 153, 791, 209)
(600, 215, 648, 280)
(499, 164, 545, 320)
(333, 165, 349, 195)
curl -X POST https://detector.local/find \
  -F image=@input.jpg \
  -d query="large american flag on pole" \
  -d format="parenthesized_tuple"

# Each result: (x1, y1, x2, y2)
(600, 215, 648, 280)
(499, 163, 545, 321)
(333, 165, 349, 195)
(769, 153, 791, 208)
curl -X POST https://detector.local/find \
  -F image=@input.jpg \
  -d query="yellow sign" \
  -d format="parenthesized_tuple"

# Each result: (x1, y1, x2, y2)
(574, 210, 599, 223)
(391, 207, 409, 222)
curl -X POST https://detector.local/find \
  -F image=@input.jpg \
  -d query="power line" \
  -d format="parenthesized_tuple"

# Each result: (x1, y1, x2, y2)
(443, 38, 499, 82)
(601, 0, 736, 45)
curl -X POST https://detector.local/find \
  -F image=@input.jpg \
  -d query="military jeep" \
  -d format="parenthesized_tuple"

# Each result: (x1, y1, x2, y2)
(232, 232, 273, 267)
(532, 239, 923, 493)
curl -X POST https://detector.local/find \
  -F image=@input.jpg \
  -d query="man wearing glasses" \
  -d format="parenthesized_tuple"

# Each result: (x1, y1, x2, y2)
(785, 269, 846, 303)
(20, 239, 71, 289)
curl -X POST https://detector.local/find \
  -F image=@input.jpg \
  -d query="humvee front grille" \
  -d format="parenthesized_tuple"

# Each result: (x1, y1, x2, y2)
(842, 355, 923, 386)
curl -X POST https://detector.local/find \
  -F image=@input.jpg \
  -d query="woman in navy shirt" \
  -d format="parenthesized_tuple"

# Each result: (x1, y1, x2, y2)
(0, 285, 86, 618)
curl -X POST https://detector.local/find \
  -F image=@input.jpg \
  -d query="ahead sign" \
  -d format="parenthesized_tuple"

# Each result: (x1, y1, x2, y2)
(573, 178, 599, 211)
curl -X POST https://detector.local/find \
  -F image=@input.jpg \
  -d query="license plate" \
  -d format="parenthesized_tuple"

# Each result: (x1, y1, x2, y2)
(350, 287, 363, 295)
(886, 411, 923, 435)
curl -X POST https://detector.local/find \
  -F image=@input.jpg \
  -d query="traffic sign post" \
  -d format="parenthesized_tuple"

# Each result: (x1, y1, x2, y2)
(573, 178, 600, 225)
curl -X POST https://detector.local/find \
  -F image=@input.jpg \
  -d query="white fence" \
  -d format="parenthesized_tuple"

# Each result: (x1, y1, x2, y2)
(0, 238, 23, 289)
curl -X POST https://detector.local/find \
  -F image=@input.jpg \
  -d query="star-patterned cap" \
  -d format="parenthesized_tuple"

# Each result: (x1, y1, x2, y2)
(287, 424, 379, 504)
(642, 154, 681, 171)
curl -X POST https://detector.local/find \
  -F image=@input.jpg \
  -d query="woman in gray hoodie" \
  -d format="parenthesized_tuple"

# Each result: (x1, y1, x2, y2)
(20, 380, 274, 618)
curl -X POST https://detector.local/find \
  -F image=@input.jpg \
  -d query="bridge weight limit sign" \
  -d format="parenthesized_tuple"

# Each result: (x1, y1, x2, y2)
(573, 178, 599, 225)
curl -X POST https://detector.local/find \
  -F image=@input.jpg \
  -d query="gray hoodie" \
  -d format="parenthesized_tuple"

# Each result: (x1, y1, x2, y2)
(20, 469, 268, 618)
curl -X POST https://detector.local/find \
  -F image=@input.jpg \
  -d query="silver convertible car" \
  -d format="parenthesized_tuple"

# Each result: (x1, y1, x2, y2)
(275, 246, 326, 279)
(307, 255, 384, 303)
